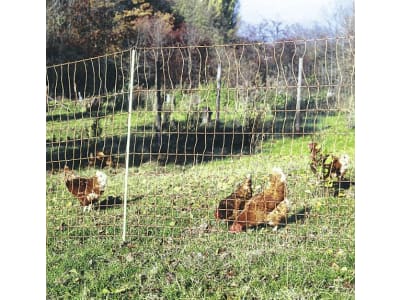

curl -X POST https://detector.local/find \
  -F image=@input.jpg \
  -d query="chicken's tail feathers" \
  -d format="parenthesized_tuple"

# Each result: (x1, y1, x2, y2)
(339, 154, 350, 166)
(95, 171, 108, 191)
(271, 167, 287, 183)
(64, 165, 76, 181)
(308, 142, 321, 152)
(64, 165, 71, 174)
(235, 173, 252, 189)
(236, 173, 253, 197)
(244, 173, 252, 186)
(338, 154, 350, 175)
(281, 198, 291, 211)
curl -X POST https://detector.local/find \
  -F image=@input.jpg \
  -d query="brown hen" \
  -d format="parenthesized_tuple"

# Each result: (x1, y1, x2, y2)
(88, 151, 113, 168)
(64, 165, 107, 212)
(308, 142, 350, 181)
(229, 168, 288, 232)
(214, 174, 252, 222)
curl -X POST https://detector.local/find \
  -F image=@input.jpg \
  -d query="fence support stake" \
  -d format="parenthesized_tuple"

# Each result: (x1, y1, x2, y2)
(295, 57, 303, 133)
(122, 48, 136, 242)
(215, 63, 221, 122)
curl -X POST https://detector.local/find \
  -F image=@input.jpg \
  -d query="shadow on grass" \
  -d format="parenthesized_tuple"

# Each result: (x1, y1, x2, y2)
(46, 110, 108, 122)
(285, 207, 312, 226)
(248, 207, 312, 232)
(46, 109, 331, 171)
(97, 195, 144, 210)
(333, 179, 355, 197)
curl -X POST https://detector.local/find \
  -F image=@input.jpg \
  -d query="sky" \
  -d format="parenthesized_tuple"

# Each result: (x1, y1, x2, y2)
(238, 0, 354, 27)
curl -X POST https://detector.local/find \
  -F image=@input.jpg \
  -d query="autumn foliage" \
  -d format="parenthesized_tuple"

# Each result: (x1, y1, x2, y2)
(46, 0, 233, 64)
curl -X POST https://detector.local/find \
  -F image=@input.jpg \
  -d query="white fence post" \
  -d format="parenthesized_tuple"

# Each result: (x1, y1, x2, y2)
(216, 63, 221, 122)
(295, 57, 303, 133)
(122, 48, 136, 242)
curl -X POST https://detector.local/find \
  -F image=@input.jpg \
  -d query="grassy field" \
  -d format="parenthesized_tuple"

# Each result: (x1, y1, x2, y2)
(46, 104, 355, 299)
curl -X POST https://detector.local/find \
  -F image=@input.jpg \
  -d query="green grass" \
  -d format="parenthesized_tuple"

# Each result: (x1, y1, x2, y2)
(46, 85, 293, 143)
(46, 108, 155, 142)
(47, 106, 355, 299)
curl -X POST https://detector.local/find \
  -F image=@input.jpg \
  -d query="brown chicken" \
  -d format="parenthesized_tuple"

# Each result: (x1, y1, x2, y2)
(308, 142, 350, 181)
(88, 151, 113, 168)
(308, 142, 353, 196)
(229, 167, 288, 233)
(214, 174, 253, 222)
(64, 165, 108, 212)
(308, 142, 324, 176)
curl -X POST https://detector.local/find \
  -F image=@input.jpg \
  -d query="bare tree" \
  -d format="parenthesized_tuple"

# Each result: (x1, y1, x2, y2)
(239, 19, 290, 42)
(322, 0, 355, 36)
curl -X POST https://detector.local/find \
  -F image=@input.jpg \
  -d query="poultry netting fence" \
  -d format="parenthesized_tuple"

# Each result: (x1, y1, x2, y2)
(46, 37, 354, 296)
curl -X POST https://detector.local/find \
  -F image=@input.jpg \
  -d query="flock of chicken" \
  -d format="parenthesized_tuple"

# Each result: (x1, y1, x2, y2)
(63, 142, 352, 232)
(216, 167, 290, 233)
(215, 142, 352, 232)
